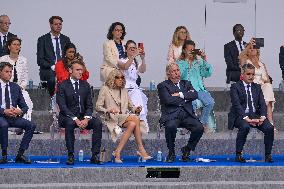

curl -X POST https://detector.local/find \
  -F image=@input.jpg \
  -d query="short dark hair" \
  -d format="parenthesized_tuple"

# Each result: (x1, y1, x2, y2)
(0, 62, 13, 71)
(241, 63, 255, 73)
(49, 16, 63, 24)
(69, 59, 85, 69)
(233, 24, 244, 33)
(6, 37, 22, 54)
(107, 22, 126, 40)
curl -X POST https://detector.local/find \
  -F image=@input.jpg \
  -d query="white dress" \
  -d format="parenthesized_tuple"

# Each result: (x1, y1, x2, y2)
(120, 58, 149, 131)
(0, 55, 33, 121)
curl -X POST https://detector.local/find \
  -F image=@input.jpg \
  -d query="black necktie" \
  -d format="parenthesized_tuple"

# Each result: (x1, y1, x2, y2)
(3, 35, 7, 48)
(74, 81, 81, 112)
(238, 41, 243, 51)
(5, 83, 10, 109)
(247, 85, 253, 117)
(55, 37, 61, 60)
(13, 63, 18, 83)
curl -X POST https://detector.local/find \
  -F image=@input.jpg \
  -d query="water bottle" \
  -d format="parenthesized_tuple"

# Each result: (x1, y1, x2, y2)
(28, 79, 33, 90)
(157, 151, 162, 162)
(150, 80, 156, 91)
(78, 150, 84, 162)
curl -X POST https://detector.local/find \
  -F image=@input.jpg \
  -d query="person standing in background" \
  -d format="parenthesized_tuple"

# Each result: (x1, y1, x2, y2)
(37, 16, 71, 96)
(0, 15, 17, 57)
(167, 26, 191, 64)
(224, 24, 246, 89)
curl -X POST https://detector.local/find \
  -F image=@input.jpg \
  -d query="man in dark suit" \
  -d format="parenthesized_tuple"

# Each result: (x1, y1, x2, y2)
(157, 63, 204, 163)
(0, 15, 17, 57)
(228, 63, 274, 163)
(279, 46, 284, 90)
(0, 62, 36, 164)
(56, 60, 102, 165)
(37, 16, 71, 96)
(224, 24, 246, 86)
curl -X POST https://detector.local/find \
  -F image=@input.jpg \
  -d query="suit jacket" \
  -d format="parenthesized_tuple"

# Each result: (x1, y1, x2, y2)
(100, 40, 126, 82)
(157, 80, 198, 124)
(0, 82, 28, 117)
(56, 79, 93, 119)
(37, 33, 71, 70)
(0, 55, 28, 89)
(96, 86, 148, 142)
(279, 46, 284, 68)
(228, 81, 267, 130)
(224, 40, 246, 83)
(0, 32, 17, 57)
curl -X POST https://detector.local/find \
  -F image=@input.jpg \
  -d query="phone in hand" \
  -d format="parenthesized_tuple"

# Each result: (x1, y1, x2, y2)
(193, 49, 202, 55)
(253, 38, 264, 49)
(138, 43, 144, 51)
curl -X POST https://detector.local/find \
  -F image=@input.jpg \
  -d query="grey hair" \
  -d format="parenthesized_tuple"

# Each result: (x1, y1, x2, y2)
(166, 62, 179, 73)
(241, 63, 255, 74)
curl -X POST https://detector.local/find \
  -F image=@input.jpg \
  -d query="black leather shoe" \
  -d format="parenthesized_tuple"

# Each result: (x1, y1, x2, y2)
(66, 155, 74, 165)
(90, 154, 102, 164)
(166, 152, 176, 163)
(0, 155, 8, 164)
(235, 154, 246, 163)
(15, 155, 32, 164)
(265, 154, 274, 163)
(181, 146, 191, 162)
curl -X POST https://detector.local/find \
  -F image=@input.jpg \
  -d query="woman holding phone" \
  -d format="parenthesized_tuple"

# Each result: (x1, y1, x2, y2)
(167, 26, 191, 63)
(176, 40, 216, 133)
(117, 40, 149, 132)
(100, 22, 127, 83)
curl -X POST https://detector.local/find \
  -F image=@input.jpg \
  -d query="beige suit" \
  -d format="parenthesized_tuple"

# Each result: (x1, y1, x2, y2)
(100, 40, 126, 82)
(96, 86, 148, 142)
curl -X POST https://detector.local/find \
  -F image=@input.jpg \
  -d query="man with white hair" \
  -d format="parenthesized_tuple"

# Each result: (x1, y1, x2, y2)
(157, 62, 204, 163)
(0, 15, 17, 57)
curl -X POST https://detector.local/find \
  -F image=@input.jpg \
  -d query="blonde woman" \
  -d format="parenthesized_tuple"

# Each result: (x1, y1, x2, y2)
(167, 26, 191, 63)
(239, 39, 275, 126)
(96, 69, 151, 163)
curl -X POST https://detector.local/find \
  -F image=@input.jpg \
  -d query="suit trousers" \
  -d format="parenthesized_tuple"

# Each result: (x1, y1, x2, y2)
(0, 117, 36, 151)
(235, 118, 274, 154)
(59, 116, 102, 155)
(164, 108, 204, 153)
(39, 69, 56, 96)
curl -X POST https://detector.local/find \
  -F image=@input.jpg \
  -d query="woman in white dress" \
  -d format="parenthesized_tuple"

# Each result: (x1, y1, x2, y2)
(117, 40, 149, 131)
(0, 37, 33, 121)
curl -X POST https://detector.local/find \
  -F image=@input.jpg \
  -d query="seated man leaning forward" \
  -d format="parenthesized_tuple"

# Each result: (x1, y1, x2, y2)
(56, 59, 103, 165)
(228, 63, 274, 163)
(0, 62, 36, 164)
(157, 62, 204, 163)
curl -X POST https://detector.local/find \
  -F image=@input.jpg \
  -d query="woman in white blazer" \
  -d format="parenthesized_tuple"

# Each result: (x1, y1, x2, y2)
(0, 37, 33, 121)
(100, 22, 127, 83)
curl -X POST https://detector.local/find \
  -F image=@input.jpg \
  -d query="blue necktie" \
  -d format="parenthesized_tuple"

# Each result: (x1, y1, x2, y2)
(5, 83, 10, 109)
(55, 37, 61, 60)
(74, 81, 81, 112)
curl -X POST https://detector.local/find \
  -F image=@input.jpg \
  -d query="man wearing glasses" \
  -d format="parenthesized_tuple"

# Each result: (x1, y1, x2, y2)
(0, 15, 17, 57)
(224, 24, 247, 90)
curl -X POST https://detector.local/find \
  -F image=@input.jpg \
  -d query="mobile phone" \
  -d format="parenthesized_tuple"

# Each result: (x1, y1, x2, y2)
(253, 38, 264, 49)
(193, 49, 201, 55)
(138, 43, 144, 51)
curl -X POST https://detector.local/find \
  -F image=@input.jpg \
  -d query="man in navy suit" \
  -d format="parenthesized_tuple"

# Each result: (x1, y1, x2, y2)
(157, 63, 204, 162)
(224, 24, 246, 86)
(56, 60, 102, 165)
(0, 62, 36, 164)
(0, 15, 17, 57)
(228, 63, 274, 163)
(37, 16, 71, 96)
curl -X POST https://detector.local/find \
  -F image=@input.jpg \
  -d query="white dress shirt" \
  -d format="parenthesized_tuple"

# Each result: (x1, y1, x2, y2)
(0, 80, 12, 109)
(235, 40, 245, 53)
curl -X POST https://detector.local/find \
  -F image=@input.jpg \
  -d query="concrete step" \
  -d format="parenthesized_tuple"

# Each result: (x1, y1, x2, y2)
(1, 166, 284, 184)
(32, 110, 284, 133)
(6, 132, 284, 156)
(27, 89, 284, 112)
(1, 181, 284, 189)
